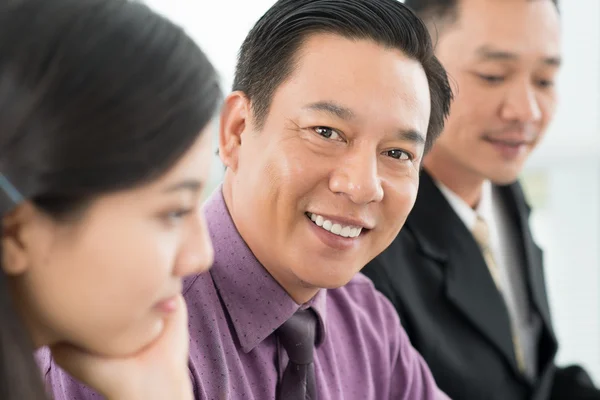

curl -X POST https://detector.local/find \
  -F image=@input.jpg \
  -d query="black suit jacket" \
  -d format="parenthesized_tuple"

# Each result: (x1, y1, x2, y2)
(362, 169, 599, 400)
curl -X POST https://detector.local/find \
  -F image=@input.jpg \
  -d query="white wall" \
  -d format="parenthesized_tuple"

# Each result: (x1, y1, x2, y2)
(144, 0, 275, 90)
(143, 0, 276, 193)
(523, 0, 600, 382)
(528, 0, 600, 164)
(523, 161, 600, 382)
(145, 0, 600, 381)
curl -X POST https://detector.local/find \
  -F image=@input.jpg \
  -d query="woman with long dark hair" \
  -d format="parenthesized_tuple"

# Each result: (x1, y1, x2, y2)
(0, 0, 220, 398)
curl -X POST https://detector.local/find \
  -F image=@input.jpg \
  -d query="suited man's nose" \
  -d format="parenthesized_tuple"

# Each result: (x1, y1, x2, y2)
(501, 85, 543, 123)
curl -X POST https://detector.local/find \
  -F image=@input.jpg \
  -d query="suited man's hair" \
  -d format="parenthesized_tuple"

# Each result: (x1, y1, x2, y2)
(233, 0, 453, 153)
(405, 0, 559, 35)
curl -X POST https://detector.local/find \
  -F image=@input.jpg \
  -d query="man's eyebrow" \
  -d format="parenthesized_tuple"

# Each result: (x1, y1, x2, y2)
(304, 100, 425, 145)
(541, 55, 562, 67)
(476, 45, 518, 61)
(303, 101, 355, 120)
(396, 129, 426, 146)
(475, 45, 561, 66)
(476, 45, 562, 67)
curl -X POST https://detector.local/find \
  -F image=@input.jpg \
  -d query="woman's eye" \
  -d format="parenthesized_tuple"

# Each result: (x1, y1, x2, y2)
(313, 126, 342, 141)
(385, 149, 412, 161)
(164, 209, 192, 222)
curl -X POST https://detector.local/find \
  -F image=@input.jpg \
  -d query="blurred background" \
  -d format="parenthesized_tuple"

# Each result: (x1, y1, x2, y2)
(144, 0, 600, 381)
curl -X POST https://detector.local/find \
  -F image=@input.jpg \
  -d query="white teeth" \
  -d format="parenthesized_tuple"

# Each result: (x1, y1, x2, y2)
(331, 224, 342, 234)
(316, 215, 324, 226)
(340, 226, 351, 237)
(307, 213, 363, 238)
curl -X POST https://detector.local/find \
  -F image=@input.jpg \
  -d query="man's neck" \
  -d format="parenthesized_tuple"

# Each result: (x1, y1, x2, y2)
(222, 174, 320, 305)
(423, 152, 484, 209)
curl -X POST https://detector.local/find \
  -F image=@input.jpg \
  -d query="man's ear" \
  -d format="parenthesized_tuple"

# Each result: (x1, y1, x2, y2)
(219, 91, 252, 172)
(2, 202, 38, 276)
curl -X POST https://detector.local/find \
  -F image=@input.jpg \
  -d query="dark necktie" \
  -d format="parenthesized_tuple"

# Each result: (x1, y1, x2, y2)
(276, 309, 317, 400)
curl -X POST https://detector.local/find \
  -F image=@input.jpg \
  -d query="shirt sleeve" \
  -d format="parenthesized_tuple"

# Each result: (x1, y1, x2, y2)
(378, 293, 451, 400)
(35, 347, 105, 399)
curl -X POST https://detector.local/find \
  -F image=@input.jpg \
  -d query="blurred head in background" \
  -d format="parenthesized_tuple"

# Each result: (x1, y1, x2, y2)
(0, 0, 220, 397)
(218, 0, 452, 303)
(405, 0, 561, 205)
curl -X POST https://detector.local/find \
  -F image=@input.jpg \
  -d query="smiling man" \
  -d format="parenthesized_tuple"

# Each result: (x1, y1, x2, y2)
(224, 29, 440, 304)
(362, 0, 600, 399)
(37, 0, 453, 399)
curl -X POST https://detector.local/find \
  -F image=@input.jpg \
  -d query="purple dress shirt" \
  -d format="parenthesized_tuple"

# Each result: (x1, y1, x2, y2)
(36, 187, 449, 400)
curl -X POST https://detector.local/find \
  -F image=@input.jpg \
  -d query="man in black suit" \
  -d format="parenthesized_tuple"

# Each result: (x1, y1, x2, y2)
(362, 0, 600, 399)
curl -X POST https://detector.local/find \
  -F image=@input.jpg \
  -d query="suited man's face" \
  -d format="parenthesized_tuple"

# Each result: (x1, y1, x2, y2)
(426, 0, 561, 185)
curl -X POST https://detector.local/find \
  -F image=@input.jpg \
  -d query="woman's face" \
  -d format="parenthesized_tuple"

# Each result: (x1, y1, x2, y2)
(3, 128, 214, 357)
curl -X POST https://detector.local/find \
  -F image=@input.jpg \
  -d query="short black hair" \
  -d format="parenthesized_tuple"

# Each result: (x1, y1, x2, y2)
(233, 0, 453, 153)
(404, 0, 559, 32)
(403, 0, 459, 29)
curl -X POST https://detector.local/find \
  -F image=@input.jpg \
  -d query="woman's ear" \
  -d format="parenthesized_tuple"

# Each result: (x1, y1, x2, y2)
(218, 91, 252, 172)
(2, 202, 40, 276)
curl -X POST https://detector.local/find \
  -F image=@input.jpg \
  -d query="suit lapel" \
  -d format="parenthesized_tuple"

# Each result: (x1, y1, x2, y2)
(407, 170, 521, 372)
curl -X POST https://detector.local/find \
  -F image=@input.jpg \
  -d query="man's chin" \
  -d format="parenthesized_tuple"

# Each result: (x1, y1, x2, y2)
(488, 169, 523, 186)
(299, 268, 359, 291)
(473, 160, 524, 186)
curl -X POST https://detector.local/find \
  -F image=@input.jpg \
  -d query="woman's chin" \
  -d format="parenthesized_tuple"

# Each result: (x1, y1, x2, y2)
(84, 318, 165, 358)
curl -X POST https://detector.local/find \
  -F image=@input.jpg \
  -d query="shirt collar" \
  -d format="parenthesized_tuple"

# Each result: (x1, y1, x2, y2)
(435, 179, 494, 230)
(477, 180, 495, 225)
(201, 186, 328, 353)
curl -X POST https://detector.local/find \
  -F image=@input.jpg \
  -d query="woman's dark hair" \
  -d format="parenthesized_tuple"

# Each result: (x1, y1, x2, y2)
(0, 0, 221, 398)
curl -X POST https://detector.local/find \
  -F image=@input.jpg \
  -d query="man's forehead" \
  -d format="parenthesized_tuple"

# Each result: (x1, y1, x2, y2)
(452, 0, 561, 59)
(457, 0, 559, 31)
(282, 33, 429, 101)
(458, 0, 557, 12)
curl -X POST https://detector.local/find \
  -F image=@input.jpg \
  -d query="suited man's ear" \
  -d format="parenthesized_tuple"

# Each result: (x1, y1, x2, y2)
(218, 91, 251, 172)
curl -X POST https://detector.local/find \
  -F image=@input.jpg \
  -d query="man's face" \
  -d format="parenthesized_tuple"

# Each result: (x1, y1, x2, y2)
(429, 0, 561, 184)
(221, 33, 431, 302)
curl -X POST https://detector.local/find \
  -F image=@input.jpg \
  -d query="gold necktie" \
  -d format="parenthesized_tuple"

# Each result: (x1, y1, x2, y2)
(472, 216, 526, 374)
